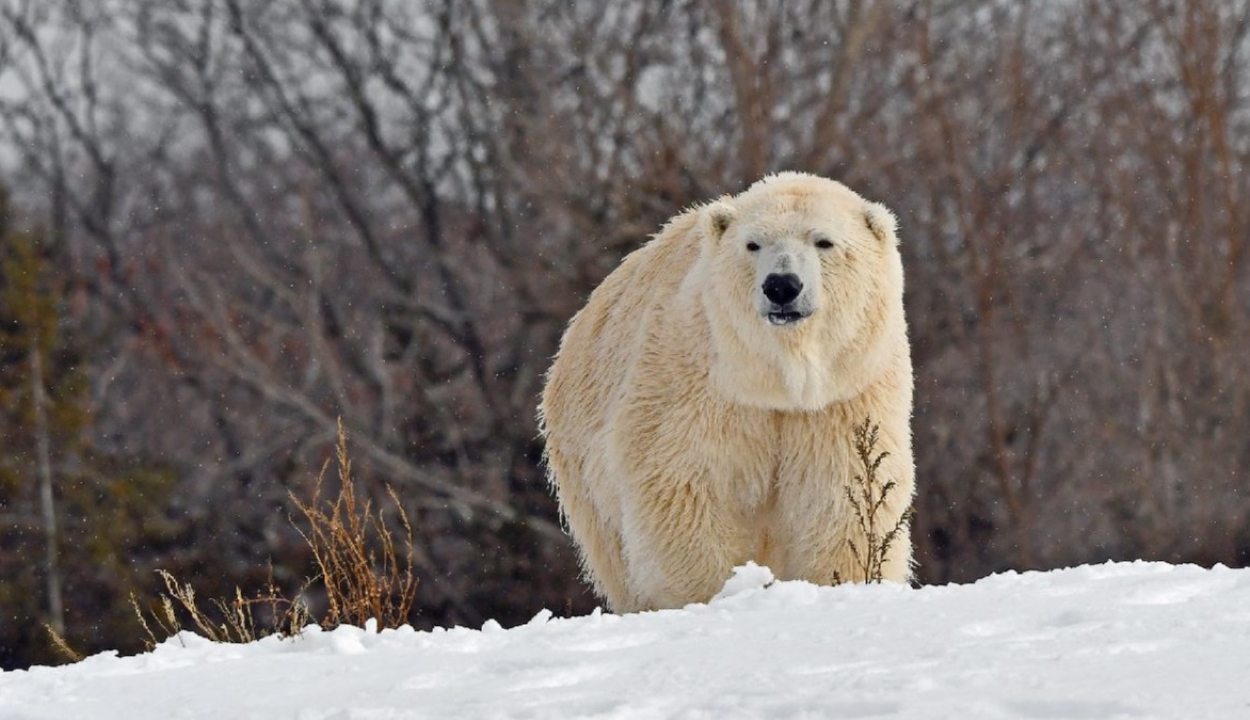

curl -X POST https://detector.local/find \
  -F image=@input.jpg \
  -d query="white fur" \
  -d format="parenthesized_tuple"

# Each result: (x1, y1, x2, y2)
(540, 173, 914, 612)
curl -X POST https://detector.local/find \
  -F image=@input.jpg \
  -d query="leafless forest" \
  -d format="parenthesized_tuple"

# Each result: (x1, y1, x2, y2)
(1, 0, 1248, 669)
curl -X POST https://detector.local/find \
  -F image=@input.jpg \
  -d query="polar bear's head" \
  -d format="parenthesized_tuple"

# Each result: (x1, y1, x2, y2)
(697, 172, 905, 409)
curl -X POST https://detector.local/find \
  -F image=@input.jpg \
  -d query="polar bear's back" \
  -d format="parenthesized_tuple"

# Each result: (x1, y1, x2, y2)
(541, 208, 702, 456)
(539, 207, 706, 605)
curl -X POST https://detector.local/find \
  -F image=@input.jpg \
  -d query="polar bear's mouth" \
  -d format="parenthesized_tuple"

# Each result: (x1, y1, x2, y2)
(767, 311, 807, 326)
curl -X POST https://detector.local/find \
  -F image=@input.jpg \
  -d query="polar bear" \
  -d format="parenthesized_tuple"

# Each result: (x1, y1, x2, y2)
(540, 172, 913, 612)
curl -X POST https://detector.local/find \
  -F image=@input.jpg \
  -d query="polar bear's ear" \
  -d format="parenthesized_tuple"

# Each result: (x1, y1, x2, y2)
(703, 201, 738, 240)
(864, 202, 899, 246)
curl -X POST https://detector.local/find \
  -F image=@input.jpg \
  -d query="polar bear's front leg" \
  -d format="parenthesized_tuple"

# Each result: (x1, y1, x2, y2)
(619, 472, 743, 610)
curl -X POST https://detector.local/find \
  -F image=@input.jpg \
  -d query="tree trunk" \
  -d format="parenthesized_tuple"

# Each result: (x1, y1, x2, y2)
(31, 339, 64, 637)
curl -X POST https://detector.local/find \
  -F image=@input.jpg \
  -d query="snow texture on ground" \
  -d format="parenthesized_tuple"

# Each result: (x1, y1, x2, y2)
(3, 561, 1250, 719)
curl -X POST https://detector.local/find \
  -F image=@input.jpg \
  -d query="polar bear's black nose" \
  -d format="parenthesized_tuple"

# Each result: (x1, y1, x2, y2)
(762, 273, 804, 305)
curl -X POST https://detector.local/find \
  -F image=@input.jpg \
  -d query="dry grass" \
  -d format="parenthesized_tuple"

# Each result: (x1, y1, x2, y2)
(44, 623, 84, 663)
(839, 418, 916, 584)
(131, 569, 311, 650)
(291, 419, 418, 631)
(130, 419, 417, 651)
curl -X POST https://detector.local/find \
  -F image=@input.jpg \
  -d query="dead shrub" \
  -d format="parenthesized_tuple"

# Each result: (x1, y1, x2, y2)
(839, 418, 916, 584)
(130, 420, 416, 651)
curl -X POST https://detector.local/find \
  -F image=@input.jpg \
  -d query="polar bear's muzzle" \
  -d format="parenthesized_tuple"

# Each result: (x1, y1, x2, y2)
(761, 272, 812, 326)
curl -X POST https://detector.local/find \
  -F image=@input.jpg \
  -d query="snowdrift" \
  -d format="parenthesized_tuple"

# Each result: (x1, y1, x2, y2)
(2, 561, 1249, 719)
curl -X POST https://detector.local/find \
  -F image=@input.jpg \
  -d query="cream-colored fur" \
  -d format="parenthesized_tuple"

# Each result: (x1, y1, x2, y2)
(540, 173, 914, 612)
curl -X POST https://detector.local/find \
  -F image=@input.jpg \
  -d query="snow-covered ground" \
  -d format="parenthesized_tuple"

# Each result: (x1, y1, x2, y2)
(2, 561, 1249, 719)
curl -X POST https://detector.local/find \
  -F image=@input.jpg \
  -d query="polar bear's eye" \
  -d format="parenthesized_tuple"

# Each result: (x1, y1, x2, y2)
(814, 237, 834, 249)
(745, 242, 760, 252)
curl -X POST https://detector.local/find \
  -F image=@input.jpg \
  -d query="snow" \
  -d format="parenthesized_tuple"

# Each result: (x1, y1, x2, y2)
(3, 561, 1250, 719)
